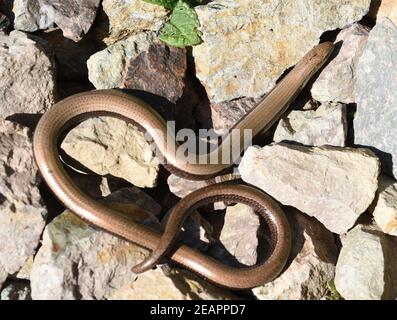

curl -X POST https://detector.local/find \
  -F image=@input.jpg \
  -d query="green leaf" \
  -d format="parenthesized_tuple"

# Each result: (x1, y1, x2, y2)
(159, 0, 202, 48)
(143, 0, 178, 10)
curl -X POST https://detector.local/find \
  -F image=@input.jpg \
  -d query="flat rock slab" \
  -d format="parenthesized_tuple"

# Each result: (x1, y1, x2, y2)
(193, 0, 371, 103)
(354, 18, 397, 179)
(274, 102, 347, 147)
(311, 23, 370, 104)
(335, 224, 397, 300)
(62, 116, 159, 188)
(239, 143, 380, 234)
(0, 30, 56, 118)
(0, 121, 47, 278)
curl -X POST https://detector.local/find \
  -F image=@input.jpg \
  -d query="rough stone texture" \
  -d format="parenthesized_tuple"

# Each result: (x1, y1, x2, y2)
(62, 116, 159, 188)
(0, 12, 10, 32)
(193, 0, 371, 103)
(209, 97, 261, 135)
(30, 210, 151, 300)
(0, 121, 47, 277)
(41, 0, 101, 42)
(239, 143, 380, 234)
(30, 202, 234, 300)
(111, 267, 236, 300)
(167, 174, 208, 198)
(354, 18, 397, 179)
(13, 0, 100, 42)
(213, 204, 260, 267)
(0, 30, 56, 118)
(335, 224, 397, 300)
(87, 32, 156, 89)
(13, 0, 53, 32)
(311, 23, 370, 104)
(274, 103, 347, 147)
(124, 44, 187, 103)
(0, 282, 31, 300)
(370, 175, 397, 236)
(102, 0, 168, 45)
(253, 210, 338, 300)
(377, 0, 397, 26)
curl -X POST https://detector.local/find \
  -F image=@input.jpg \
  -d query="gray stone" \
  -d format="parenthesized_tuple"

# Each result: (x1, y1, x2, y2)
(87, 32, 156, 90)
(102, 0, 168, 45)
(377, 0, 397, 26)
(193, 0, 371, 103)
(370, 175, 397, 236)
(0, 30, 57, 118)
(0, 120, 47, 277)
(239, 143, 380, 234)
(167, 174, 208, 198)
(1, 282, 31, 300)
(354, 18, 397, 179)
(13, 0, 53, 32)
(61, 116, 159, 188)
(214, 204, 260, 267)
(335, 224, 397, 300)
(253, 209, 338, 300)
(13, 0, 101, 42)
(40, 0, 101, 42)
(311, 23, 370, 104)
(274, 102, 347, 147)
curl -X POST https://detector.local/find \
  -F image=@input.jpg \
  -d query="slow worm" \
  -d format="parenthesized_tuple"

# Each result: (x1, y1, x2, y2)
(33, 42, 334, 289)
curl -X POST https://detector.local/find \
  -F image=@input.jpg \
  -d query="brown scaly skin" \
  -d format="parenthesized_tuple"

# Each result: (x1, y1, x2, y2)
(33, 42, 334, 289)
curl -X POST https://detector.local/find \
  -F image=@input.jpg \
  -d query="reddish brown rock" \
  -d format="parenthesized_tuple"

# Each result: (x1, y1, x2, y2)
(124, 44, 187, 104)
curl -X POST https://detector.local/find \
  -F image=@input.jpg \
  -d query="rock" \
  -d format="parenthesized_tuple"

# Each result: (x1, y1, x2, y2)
(102, 0, 168, 45)
(211, 204, 260, 267)
(13, 0, 101, 42)
(370, 175, 397, 236)
(0, 30, 57, 118)
(193, 0, 371, 103)
(16, 256, 34, 281)
(253, 210, 338, 300)
(30, 209, 151, 300)
(209, 97, 261, 135)
(0, 266, 6, 289)
(311, 23, 369, 104)
(111, 267, 236, 300)
(124, 43, 187, 103)
(167, 174, 208, 198)
(13, 0, 53, 32)
(87, 32, 156, 90)
(30, 199, 234, 300)
(377, 0, 397, 26)
(1, 282, 31, 300)
(0, 12, 10, 32)
(40, 0, 101, 42)
(239, 143, 380, 234)
(0, 121, 47, 277)
(335, 224, 397, 300)
(354, 18, 397, 179)
(274, 102, 348, 147)
(61, 116, 159, 188)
